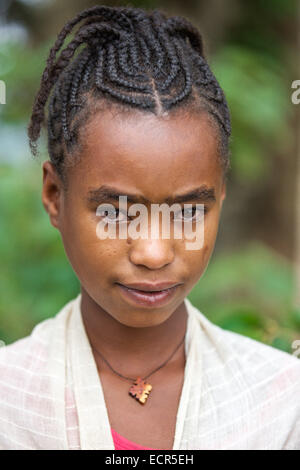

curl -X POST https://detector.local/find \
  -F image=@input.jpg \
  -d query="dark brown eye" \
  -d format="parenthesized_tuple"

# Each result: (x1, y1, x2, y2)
(174, 205, 207, 222)
(96, 206, 128, 223)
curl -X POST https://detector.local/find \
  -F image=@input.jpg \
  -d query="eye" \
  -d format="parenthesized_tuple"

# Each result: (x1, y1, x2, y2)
(174, 205, 207, 222)
(96, 206, 129, 223)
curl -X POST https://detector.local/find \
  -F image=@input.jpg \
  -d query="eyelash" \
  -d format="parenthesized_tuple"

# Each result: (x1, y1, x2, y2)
(97, 205, 209, 223)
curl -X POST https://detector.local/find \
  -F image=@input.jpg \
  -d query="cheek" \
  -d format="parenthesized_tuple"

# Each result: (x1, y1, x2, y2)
(185, 243, 209, 271)
(180, 213, 219, 278)
(59, 206, 125, 281)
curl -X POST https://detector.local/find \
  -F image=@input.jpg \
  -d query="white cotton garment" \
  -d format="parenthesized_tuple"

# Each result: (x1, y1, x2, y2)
(0, 292, 299, 450)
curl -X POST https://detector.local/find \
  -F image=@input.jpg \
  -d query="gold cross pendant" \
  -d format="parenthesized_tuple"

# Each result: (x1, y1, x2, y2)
(129, 377, 152, 404)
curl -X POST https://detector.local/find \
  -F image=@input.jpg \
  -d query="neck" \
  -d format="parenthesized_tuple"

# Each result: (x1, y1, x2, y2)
(79, 286, 188, 378)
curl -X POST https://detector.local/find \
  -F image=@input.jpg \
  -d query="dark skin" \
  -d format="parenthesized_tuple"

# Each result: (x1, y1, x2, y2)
(42, 107, 226, 449)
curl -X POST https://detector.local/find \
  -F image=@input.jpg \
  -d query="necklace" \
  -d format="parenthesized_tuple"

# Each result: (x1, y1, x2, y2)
(90, 334, 186, 405)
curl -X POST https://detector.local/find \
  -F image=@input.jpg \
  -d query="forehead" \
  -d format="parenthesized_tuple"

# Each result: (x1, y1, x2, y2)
(69, 108, 223, 199)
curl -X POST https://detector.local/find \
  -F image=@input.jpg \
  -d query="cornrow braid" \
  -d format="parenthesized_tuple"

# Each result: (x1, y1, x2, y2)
(27, 4, 232, 188)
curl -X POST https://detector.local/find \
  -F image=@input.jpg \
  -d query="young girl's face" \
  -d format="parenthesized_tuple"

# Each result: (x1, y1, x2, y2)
(43, 108, 226, 328)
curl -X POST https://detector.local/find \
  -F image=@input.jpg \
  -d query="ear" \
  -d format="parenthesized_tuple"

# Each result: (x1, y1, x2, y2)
(42, 161, 63, 229)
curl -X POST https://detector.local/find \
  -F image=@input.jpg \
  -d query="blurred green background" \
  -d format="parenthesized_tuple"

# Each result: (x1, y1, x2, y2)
(0, 0, 300, 356)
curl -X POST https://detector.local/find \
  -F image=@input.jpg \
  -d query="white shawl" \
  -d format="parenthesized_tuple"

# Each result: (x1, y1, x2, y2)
(0, 292, 299, 450)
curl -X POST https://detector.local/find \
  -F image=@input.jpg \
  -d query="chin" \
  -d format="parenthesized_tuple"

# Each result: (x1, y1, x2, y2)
(114, 310, 172, 328)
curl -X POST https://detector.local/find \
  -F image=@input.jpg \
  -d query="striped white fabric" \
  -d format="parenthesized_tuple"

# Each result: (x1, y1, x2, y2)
(0, 293, 299, 450)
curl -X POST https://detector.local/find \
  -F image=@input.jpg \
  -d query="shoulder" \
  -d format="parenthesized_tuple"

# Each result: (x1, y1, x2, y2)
(186, 297, 300, 374)
(0, 294, 79, 369)
(216, 329, 300, 449)
(0, 316, 55, 377)
(216, 319, 300, 381)
(0, 295, 78, 449)
(214, 323, 300, 403)
(186, 298, 300, 449)
(0, 318, 56, 449)
(0, 293, 79, 379)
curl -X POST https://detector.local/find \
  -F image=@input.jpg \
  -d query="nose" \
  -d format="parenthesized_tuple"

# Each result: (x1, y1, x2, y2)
(129, 237, 175, 270)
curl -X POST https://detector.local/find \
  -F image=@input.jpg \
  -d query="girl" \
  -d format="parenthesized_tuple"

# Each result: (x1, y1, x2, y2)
(0, 4, 299, 450)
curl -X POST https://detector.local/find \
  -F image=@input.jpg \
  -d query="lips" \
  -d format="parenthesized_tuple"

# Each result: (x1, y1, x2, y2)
(117, 281, 181, 292)
(116, 282, 181, 307)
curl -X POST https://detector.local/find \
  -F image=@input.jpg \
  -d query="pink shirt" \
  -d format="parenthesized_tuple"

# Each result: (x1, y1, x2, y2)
(111, 428, 159, 450)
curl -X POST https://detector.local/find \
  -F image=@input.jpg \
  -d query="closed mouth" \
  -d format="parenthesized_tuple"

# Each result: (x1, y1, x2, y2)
(116, 282, 181, 292)
(115, 282, 180, 307)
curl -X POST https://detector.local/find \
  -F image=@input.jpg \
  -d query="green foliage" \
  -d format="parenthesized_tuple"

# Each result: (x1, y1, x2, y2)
(211, 45, 293, 182)
(0, 39, 54, 124)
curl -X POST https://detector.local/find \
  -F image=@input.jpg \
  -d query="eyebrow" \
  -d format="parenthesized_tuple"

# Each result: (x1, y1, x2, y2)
(86, 184, 216, 205)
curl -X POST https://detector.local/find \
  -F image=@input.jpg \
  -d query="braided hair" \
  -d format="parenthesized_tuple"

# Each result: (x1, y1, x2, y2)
(27, 4, 232, 190)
